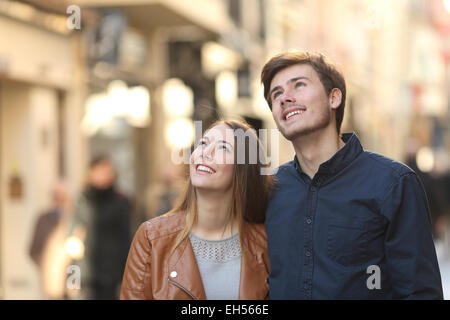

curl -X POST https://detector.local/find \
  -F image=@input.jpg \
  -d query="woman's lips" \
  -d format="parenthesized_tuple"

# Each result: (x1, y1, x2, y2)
(195, 164, 216, 174)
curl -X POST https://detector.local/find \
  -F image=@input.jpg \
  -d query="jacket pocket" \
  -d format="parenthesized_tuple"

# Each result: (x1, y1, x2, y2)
(327, 216, 368, 267)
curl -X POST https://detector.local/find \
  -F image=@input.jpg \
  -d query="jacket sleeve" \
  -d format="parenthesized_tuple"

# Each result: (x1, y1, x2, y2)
(381, 172, 443, 299)
(120, 222, 153, 300)
(262, 250, 271, 300)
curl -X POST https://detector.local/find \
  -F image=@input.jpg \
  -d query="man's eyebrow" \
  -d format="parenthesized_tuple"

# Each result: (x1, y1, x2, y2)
(269, 85, 282, 98)
(289, 76, 310, 83)
(269, 76, 311, 97)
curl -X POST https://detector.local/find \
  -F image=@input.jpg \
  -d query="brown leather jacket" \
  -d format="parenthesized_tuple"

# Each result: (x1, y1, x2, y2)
(120, 211, 270, 300)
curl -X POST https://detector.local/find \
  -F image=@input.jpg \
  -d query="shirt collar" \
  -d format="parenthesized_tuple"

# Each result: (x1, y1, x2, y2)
(293, 132, 363, 177)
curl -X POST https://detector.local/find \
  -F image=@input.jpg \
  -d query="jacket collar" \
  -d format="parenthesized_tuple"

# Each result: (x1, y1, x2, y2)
(294, 132, 363, 179)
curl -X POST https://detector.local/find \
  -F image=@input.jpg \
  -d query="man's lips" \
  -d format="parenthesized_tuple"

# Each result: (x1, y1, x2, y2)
(282, 107, 306, 121)
(195, 164, 216, 174)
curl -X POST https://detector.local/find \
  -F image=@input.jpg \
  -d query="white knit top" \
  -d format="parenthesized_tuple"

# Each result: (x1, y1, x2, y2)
(189, 232, 241, 300)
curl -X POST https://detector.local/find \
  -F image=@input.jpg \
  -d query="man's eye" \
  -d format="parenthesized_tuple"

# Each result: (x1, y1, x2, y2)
(219, 145, 229, 152)
(199, 141, 207, 146)
(273, 92, 281, 99)
(296, 82, 305, 88)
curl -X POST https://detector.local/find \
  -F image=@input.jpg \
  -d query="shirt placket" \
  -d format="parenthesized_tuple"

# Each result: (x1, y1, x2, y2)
(301, 176, 321, 299)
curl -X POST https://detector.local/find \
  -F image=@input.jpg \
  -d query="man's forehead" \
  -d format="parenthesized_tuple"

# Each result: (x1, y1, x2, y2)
(270, 64, 316, 89)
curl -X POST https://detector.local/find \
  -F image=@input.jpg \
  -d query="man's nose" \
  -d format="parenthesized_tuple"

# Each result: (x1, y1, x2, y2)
(281, 91, 296, 106)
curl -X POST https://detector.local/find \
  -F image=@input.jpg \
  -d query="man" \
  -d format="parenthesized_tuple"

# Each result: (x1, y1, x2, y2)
(261, 51, 443, 299)
(68, 156, 132, 299)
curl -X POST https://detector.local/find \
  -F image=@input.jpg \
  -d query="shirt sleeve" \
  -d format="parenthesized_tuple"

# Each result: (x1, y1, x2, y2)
(120, 222, 153, 300)
(380, 172, 443, 299)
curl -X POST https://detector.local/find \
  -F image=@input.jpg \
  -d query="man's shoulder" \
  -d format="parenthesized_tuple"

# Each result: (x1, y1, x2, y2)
(273, 160, 297, 179)
(361, 150, 416, 178)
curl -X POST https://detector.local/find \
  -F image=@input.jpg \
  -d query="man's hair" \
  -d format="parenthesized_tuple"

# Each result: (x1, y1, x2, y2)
(261, 51, 347, 134)
(89, 154, 111, 168)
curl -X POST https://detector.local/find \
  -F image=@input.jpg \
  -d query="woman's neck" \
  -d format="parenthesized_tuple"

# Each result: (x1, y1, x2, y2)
(191, 188, 237, 240)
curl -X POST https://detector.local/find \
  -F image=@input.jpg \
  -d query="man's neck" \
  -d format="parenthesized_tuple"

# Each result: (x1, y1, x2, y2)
(292, 127, 345, 179)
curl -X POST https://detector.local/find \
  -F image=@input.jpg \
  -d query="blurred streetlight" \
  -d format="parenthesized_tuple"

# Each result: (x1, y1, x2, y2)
(81, 81, 150, 135)
(216, 70, 237, 110)
(166, 118, 194, 149)
(127, 86, 151, 127)
(201, 42, 242, 77)
(416, 147, 435, 173)
(162, 78, 194, 118)
(445, 0, 450, 13)
(64, 236, 85, 260)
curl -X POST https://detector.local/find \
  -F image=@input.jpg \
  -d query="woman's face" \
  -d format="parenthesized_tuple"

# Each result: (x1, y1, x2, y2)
(190, 124, 235, 192)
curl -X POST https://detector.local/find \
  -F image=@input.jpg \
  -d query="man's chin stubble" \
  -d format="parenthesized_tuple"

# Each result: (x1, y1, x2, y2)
(280, 118, 331, 141)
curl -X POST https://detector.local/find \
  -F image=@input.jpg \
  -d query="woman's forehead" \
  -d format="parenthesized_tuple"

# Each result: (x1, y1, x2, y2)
(203, 124, 234, 143)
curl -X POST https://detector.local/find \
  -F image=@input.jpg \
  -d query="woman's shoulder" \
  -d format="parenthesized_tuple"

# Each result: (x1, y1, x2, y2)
(243, 222, 267, 248)
(139, 211, 186, 241)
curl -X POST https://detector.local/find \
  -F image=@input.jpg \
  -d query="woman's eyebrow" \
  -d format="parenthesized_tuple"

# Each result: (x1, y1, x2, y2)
(217, 140, 233, 147)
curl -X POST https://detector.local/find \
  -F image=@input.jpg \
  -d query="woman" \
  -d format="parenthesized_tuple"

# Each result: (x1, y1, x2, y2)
(120, 119, 273, 300)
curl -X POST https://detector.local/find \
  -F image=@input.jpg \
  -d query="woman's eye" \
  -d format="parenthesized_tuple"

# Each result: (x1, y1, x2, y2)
(296, 82, 305, 88)
(199, 141, 207, 146)
(219, 145, 229, 152)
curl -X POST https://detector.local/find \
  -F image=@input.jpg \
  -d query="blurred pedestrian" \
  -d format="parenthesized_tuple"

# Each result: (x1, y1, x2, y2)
(68, 155, 131, 300)
(261, 51, 443, 299)
(29, 181, 72, 299)
(120, 120, 273, 300)
(405, 153, 448, 240)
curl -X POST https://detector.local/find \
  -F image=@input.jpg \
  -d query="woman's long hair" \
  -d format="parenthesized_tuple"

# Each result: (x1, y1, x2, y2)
(167, 119, 274, 256)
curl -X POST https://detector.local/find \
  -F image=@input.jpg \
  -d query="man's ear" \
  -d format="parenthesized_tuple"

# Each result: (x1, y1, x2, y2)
(329, 88, 342, 110)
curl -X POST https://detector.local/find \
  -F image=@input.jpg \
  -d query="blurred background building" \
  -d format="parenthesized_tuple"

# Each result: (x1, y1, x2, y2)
(0, 0, 449, 299)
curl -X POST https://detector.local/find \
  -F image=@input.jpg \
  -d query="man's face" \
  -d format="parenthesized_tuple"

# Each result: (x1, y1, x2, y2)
(269, 64, 334, 141)
(89, 160, 115, 189)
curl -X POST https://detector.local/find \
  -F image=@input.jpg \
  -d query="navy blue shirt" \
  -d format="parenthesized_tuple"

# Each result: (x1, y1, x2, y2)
(265, 133, 443, 299)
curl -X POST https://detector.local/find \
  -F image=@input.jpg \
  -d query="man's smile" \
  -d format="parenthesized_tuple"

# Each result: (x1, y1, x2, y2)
(282, 106, 307, 121)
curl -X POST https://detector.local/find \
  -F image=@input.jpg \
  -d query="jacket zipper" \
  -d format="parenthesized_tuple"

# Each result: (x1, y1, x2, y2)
(168, 278, 197, 300)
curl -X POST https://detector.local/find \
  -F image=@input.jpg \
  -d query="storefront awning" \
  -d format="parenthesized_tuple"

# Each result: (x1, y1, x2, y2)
(76, 0, 233, 36)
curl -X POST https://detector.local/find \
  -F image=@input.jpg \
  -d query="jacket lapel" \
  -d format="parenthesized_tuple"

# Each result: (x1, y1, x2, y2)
(167, 236, 206, 300)
(238, 241, 269, 299)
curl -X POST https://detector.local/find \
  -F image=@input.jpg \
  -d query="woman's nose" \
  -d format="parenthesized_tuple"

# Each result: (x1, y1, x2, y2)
(201, 144, 214, 160)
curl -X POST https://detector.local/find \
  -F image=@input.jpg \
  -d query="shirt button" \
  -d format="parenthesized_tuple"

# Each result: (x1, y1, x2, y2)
(170, 271, 177, 278)
(310, 186, 316, 192)
(306, 218, 312, 224)
(305, 251, 311, 257)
